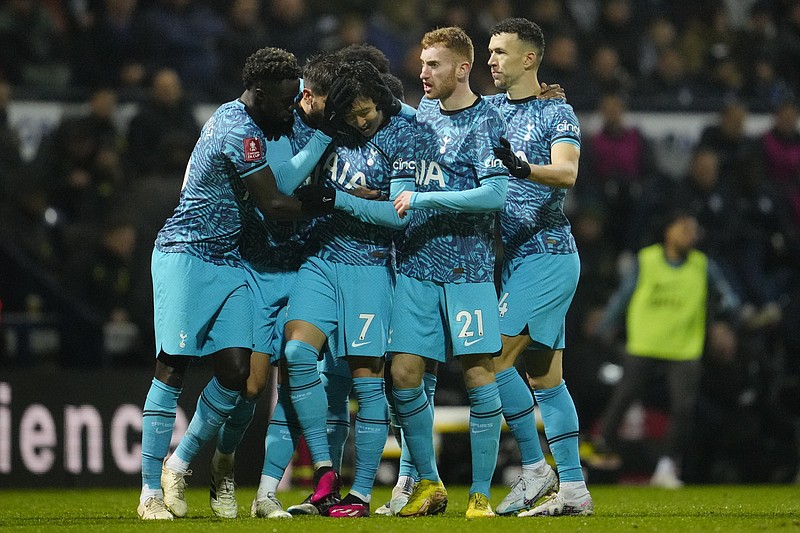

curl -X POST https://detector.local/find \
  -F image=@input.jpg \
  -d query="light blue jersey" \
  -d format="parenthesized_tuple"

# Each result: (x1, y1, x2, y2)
(310, 113, 416, 267)
(287, 113, 414, 352)
(288, 107, 318, 156)
(156, 99, 271, 266)
(398, 96, 508, 283)
(241, 110, 327, 354)
(486, 95, 582, 344)
(486, 94, 581, 259)
(240, 136, 312, 272)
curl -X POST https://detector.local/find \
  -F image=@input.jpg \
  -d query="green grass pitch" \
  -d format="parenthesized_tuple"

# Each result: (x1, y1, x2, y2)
(1, 485, 798, 532)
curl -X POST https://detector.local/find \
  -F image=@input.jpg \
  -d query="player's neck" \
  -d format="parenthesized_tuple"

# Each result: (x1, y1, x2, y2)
(298, 101, 311, 115)
(239, 91, 253, 108)
(439, 82, 479, 111)
(506, 74, 540, 100)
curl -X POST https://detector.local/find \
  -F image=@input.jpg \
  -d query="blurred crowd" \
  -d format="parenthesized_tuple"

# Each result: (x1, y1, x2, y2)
(0, 0, 799, 483)
(0, 0, 799, 108)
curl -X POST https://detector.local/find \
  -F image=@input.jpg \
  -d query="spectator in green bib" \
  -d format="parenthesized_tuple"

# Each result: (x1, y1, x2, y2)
(591, 209, 741, 489)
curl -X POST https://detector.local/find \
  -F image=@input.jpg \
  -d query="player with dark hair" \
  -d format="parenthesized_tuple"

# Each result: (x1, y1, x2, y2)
(140, 46, 335, 520)
(197, 51, 349, 519)
(337, 43, 392, 74)
(485, 17, 591, 516)
(271, 59, 416, 518)
(389, 26, 509, 519)
(247, 50, 408, 520)
(335, 45, 437, 518)
(249, 50, 356, 519)
(381, 72, 405, 101)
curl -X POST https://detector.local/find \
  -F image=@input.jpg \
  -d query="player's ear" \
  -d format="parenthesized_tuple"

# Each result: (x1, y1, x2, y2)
(252, 84, 267, 105)
(525, 51, 537, 70)
(457, 61, 471, 81)
(300, 87, 314, 104)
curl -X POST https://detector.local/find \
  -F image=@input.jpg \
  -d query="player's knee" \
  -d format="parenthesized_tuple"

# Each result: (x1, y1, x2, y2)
(391, 364, 423, 389)
(284, 340, 317, 366)
(216, 359, 251, 391)
(244, 362, 270, 399)
(528, 373, 561, 390)
(154, 354, 188, 388)
(244, 377, 266, 399)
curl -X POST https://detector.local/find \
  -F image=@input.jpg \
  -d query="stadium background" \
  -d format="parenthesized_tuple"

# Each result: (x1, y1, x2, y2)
(0, 0, 798, 488)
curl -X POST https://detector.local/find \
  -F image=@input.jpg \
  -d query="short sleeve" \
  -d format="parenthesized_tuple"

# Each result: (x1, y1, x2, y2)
(221, 121, 271, 178)
(549, 102, 581, 149)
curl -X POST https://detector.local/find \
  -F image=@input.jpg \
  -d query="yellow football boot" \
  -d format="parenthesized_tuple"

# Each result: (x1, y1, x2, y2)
(465, 492, 496, 519)
(397, 479, 448, 517)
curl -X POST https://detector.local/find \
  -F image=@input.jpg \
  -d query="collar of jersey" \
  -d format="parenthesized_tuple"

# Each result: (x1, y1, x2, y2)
(505, 94, 539, 105)
(439, 93, 483, 116)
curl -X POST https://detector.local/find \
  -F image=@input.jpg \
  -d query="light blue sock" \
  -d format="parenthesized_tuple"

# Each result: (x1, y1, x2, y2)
(216, 394, 258, 454)
(141, 378, 181, 489)
(423, 372, 438, 409)
(467, 382, 502, 497)
(262, 384, 301, 479)
(534, 380, 584, 482)
(392, 384, 439, 481)
(173, 377, 239, 465)
(397, 371, 436, 479)
(496, 367, 545, 465)
(387, 386, 411, 478)
(322, 372, 352, 472)
(284, 340, 330, 465)
(351, 377, 389, 498)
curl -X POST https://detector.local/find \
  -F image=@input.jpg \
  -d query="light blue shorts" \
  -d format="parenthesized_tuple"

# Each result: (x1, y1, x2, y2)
(498, 252, 580, 349)
(243, 265, 296, 358)
(151, 249, 252, 358)
(286, 256, 393, 360)
(388, 274, 501, 361)
(270, 302, 339, 367)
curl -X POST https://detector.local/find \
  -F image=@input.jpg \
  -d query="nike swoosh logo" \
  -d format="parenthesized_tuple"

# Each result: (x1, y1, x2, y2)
(464, 337, 484, 347)
(351, 340, 370, 348)
(154, 428, 172, 434)
(471, 428, 492, 434)
(323, 197, 333, 203)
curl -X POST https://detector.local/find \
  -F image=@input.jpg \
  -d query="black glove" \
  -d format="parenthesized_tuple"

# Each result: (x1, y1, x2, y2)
(375, 76, 402, 117)
(318, 77, 350, 137)
(493, 137, 531, 179)
(296, 183, 337, 215)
